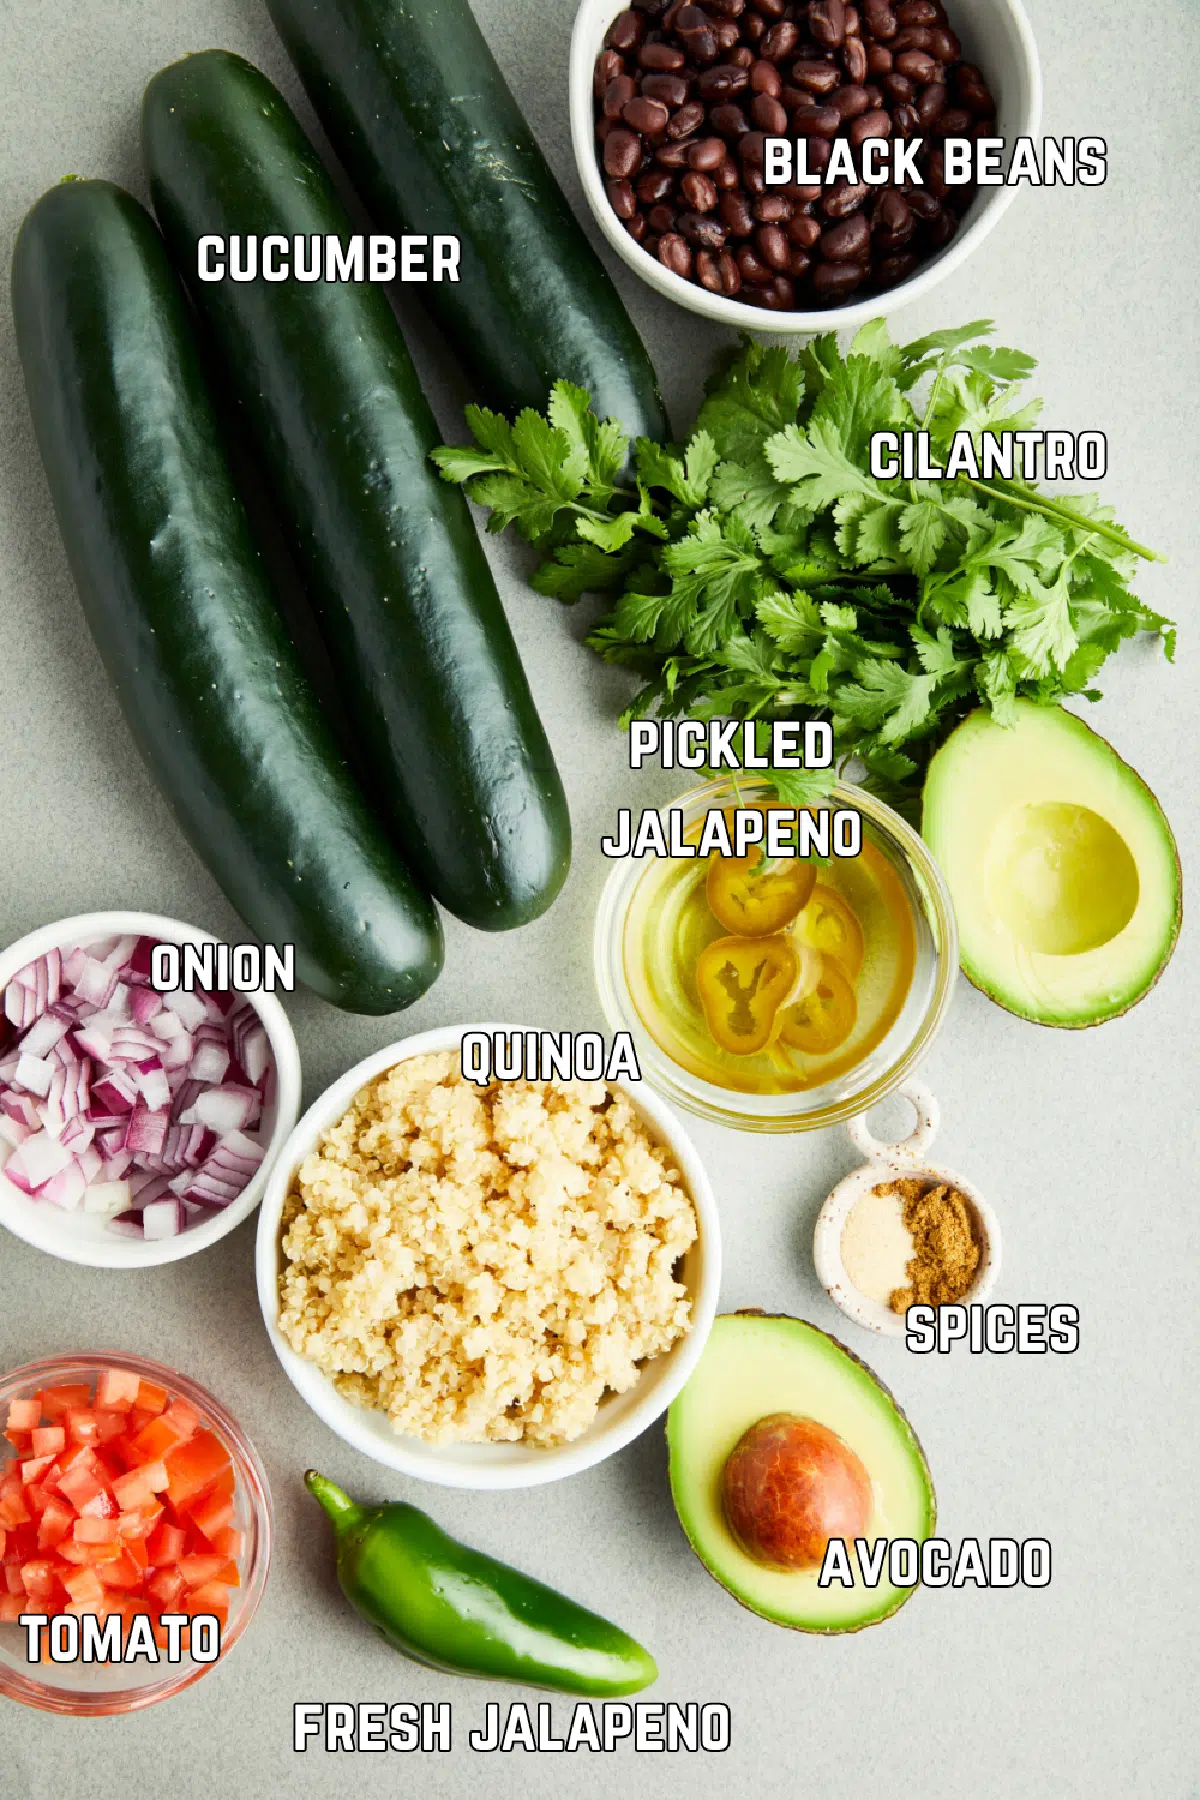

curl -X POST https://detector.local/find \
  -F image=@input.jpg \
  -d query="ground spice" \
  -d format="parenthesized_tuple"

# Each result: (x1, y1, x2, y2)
(886, 1178, 980, 1313)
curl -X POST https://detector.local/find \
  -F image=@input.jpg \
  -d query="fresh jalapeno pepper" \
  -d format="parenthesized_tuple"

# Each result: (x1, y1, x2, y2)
(694, 934, 799, 1055)
(305, 1471, 658, 1695)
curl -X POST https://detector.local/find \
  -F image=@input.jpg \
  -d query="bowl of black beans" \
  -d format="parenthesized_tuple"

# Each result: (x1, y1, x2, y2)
(570, 0, 1040, 327)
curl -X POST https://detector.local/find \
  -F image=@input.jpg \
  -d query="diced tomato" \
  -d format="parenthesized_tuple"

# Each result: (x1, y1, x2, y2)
(189, 1488, 235, 1542)
(55, 1464, 107, 1514)
(52, 1541, 93, 1567)
(111, 1468, 156, 1512)
(134, 1380, 168, 1417)
(40, 1385, 92, 1421)
(20, 1558, 59, 1599)
(124, 1536, 150, 1575)
(146, 1521, 187, 1567)
(162, 1398, 199, 1441)
(5, 1563, 26, 1595)
(131, 1412, 194, 1464)
(0, 1527, 5, 1559)
(147, 1566, 185, 1606)
(95, 1368, 140, 1412)
(97, 1547, 142, 1590)
(176, 1553, 235, 1587)
(37, 1496, 74, 1550)
(6, 1398, 42, 1434)
(209, 1526, 243, 1561)
(62, 1566, 105, 1607)
(183, 1581, 231, 1628)
(74, 1516, 119, 1545)
(115, 1505, 163, 1541)
(0, 1477, 32, 1529)
(31, 1426, 65, 1457)
(19, 1456, 56, 1485)
(0, 1593, 25, 1622)
(163, 1430, 230, 1508)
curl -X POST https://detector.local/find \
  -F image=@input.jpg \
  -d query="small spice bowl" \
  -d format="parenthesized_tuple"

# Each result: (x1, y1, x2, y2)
(813, 1078, 1001, 1338)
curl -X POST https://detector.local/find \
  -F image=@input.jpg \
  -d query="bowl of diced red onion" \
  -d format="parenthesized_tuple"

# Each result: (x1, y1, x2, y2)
(0, 913, 301, 1268)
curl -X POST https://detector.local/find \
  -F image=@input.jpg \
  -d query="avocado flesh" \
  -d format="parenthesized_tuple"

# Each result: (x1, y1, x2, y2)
(922, 702, 1181, 1027)
(667, 1314, 935, 1633)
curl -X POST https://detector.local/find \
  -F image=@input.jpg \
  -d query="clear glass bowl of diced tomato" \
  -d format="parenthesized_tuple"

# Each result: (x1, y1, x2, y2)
(0, 1352, 271, 1713)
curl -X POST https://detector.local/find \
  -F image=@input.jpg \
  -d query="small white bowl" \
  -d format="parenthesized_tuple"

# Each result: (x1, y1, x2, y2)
(813, 1079, 1000, 1336)
(569, 0, 1042, 335)
(0, 912, 301, 1270)
(256, 1023, 721, 1489)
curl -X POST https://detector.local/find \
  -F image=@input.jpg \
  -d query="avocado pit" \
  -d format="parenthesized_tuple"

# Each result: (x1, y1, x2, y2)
(722, 1412, 872, 1572)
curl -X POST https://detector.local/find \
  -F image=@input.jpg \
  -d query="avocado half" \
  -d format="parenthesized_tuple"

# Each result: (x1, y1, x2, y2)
(922, 702, 1181, 1027)
(666, 1312, 935, 1633)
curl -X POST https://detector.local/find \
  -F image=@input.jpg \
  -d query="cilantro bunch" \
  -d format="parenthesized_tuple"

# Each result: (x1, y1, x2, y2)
(432, 321, 1173, 812)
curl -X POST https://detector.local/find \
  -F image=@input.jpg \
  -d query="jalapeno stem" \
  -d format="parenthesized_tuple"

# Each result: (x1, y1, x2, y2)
(305, 1469, 366, 1535)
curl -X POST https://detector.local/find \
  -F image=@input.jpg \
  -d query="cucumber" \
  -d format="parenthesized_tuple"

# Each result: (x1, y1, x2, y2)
(263, 0, 669, 440)
(143, 51, 572, 933)
(11, 179, 443, 1015)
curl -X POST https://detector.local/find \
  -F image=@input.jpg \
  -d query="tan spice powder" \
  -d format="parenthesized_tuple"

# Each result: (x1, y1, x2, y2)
(886, 1177, 981, 1313)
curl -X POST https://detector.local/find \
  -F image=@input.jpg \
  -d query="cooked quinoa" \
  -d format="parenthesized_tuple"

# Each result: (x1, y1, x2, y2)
(277, 1052, 697, 1446)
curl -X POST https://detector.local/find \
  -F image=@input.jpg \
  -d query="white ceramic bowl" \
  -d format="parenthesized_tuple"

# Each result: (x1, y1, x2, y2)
(256, 1023, 721, 1489)
(813, 1079, 1000, 1336)
(0, 912, 301, 1270)
(569, 0, 1042, 334)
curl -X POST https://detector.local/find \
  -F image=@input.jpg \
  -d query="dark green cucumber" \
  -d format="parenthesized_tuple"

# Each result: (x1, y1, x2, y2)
(11, 178, 443, 1014)
(263, 0, 668, 440)
(143, 51, 571, 933)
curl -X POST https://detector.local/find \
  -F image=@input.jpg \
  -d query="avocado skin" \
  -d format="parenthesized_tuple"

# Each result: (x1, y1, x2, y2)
(666, 1311, 936, 1635)
(922, 704, 1182, 1029)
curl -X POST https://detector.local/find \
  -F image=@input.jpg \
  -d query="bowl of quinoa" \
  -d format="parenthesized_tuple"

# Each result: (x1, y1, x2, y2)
(255, 1025, 720, 1488)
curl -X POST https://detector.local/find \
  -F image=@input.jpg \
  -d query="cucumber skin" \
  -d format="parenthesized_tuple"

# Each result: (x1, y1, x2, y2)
(264, 0, 669, 441)
(143, 51, 572, 933)
(11, 179, 443, 1014)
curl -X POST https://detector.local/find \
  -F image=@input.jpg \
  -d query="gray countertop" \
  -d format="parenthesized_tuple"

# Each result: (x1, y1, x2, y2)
(0, 1, 1196, 1795)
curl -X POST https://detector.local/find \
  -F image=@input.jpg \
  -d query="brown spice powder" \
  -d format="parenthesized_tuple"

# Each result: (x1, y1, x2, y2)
(886, 1177, 981, 1313)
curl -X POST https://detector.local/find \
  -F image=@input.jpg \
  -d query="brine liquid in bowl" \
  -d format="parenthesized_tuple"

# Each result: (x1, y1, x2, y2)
(627, 829, 916, 1095)
(596, 780, 958, 1133)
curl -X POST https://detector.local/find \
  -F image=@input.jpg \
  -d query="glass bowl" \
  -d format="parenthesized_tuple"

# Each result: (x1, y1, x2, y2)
(0, 1352, 272, 1714)
(594, 778, 958, 1133)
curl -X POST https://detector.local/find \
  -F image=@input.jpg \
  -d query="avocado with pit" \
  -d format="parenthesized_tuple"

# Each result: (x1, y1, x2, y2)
(922, 702, 1181, 1027)
(666, 1313, 935, 1633)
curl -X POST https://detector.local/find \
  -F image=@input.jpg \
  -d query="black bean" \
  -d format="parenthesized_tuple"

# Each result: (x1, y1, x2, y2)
(739, 131, 768, 165)
(595, 49, 624, 96)
(710, 102, 750, 136)
(607, 177, 638, 220)
(929, 27, 961, 61)
(793, 102, 841, 136)
(751, 92, 790, 132)
(647, 202, 677, 232)
(937, 107, 973, 137)
(624, 95, 670, 133)
(636, 168, 674, 202)
(696, 249, 724, 290)
(667, 99, 708, 136)
(681, 170, 720, 210)
(720, 190, 756, 234)
(843, 38, 868, 83)
(697, 62, 749, 96)
(655, 138, 695, 166)
(896, 0, 938, 22)
(761, 20, 800, 58)
(916, 81, 946, 124)
(865, 43, 893, 75)
(786, 212, 822, 247)
(831, 83, 871, 119)
(755, 193, 792, 222)
(849, 108, 892, 145)
(639, 41, 686, 68)
(823, 180, 869, 216)
(809, 0, 847, 50)
(641, 72, 691, 105)
(717, 250, 743, 293)
(863, 1, 897, 38)
(787, 246, 813, 277)
(756, 223, 790, 267)
(820, 212, 870, 259)
(658, 232, 693, 275)
(883, 72, 915, 103)
(679, 209, 728, 246)
(895, 48, 938, 81)
(624, 213, 648, 241)
(790, 58, 841, 95)
(737, 245, 773, 284)
(607, 8, 645, 49)
(689, 135, 728, 169)
(874, 250, 919, 285)
(604, 128, 643, 178)
(750, 59, 783, 95)
(812, 258, 867, 297)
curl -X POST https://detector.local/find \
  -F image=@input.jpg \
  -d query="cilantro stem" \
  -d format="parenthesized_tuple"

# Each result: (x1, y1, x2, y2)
(960, 478, 1164, 563)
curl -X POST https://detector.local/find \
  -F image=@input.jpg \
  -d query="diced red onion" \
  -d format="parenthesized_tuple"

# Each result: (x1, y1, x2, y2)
(82, 1179, 133, 1216)
(0, 936, 274, 1239)
(142, 1196, 186, 1239)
